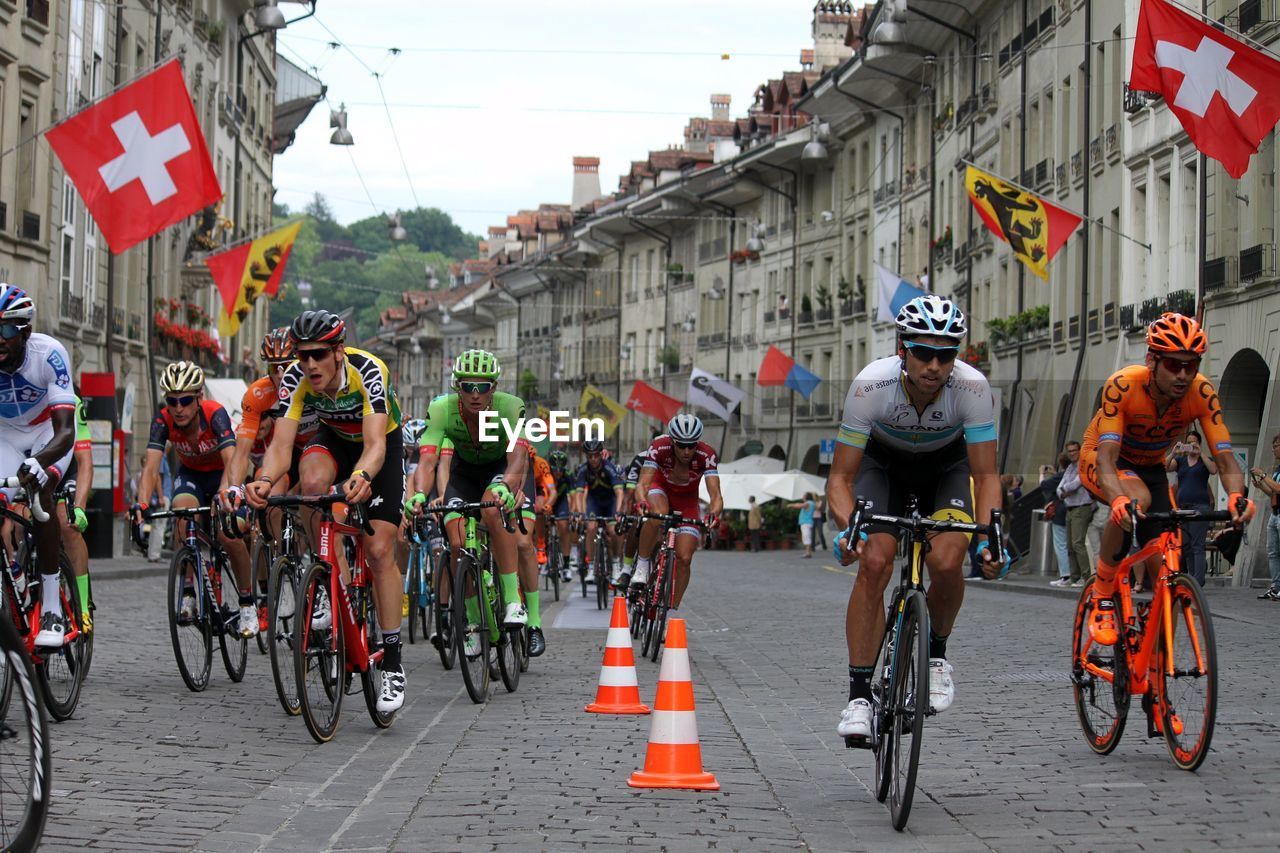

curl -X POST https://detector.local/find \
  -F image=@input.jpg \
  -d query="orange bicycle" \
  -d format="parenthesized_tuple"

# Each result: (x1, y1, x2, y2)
(1071, 503, 1236, 771)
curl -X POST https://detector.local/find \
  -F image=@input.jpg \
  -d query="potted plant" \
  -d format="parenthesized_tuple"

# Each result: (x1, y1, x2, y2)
(518, 368, 538, 401)
(799, 293, 814, 324)
(815, 284, 832, 321)
(658, 344, 681, 371)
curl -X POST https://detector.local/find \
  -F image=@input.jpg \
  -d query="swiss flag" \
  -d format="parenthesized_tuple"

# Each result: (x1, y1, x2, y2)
(625, 380, 682, 423)
(1130, 0, 1280, 178)
(45, 60, 222, 254)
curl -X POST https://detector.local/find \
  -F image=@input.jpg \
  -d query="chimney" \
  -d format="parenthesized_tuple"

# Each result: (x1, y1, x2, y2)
(812, 1, 856, 71)
(710, 93, 730, 121)
(572, 156, 601, 212)
(799, 48, 814, 69)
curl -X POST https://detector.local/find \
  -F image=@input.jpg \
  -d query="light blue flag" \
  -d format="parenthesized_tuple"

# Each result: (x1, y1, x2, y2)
(874, 263, 927, 324)
(785, 362, 822, 400)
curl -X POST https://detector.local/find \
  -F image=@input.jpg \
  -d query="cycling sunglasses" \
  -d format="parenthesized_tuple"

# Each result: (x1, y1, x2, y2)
(0, 323, 29, 340)
(1157, 356, 1201, 376)
(457, 380, 495, 394)
(673, 440, 699, 449)
(295, 347, 334, 363)
(165, 395, 197, 408)
(903, 340, 959, 364)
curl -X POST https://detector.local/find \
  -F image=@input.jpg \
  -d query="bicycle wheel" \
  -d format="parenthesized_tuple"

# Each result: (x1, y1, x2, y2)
(1070, 581, 1129, 755)
(215, 557, 249, 683)
(267, 556, 301, 716)
(453, 554, 490, 704)
(885, 590, 928, 831)
(295, 562, 345, 743)
(405, 550, 421, 645)
(549, 548, 562, 602)
(0, 613, 51, 853)
(497, 626, 521, 692)
(435, 551, 456, 671)
(872, 593, 902, 804)
(628, 588, 645, 640)
(252, 538, 270, 656)
(35, 554, 86, 722)
(595, 536, 608, 610)
(1158, 574, 1216, 771)
(360, 593, 396, 729)
(647, 557, 672, 664)
(416, 552, 434, 650)
(78, 573, 94, 681)
(167, 546, 212, 692)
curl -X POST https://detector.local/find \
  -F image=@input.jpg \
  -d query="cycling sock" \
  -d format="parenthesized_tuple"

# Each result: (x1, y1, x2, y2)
(499, 571, 521, 610)
(635, 556, 651, 573)
(928, 630, 949, 660)
(381, 630, 402, 669)
(238, 591, 254, 607)
(465, 595, 481, 626)
(41, 574, 61, 615)
(525, 590, 541, 629)
(75, 574, 90, 616)
(1094, 561, 1118, 595)
(849, 665, 874, 701)
(623, 554, 634, 568)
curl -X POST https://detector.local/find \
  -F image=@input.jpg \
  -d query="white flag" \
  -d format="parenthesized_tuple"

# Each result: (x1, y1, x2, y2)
(687, 367, 745, 421)
(875, 263, 927, 324)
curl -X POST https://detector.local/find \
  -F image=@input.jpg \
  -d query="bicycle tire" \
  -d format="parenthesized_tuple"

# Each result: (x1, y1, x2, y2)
(1158, 574, 1216, 771)
(595, 534, 608, 610)
(1070, 581, 1128, 755)
(0, 612, 50, 853)
(360, 594, 396, 729)
(35, 554, 86, 721)
(252, 538, 271, 656)
(886, 589, 928, 831)
(267, 555, 301, 716)
(435, 550, 456, 671)
(648, 550, 673, 663)
(873, 591, 902, 804)
(167, 546, 212, 693)
(215, 557, 249, 683)
(628, 589, 644, 641)
(453, 553, 490, 704)
(550, 549, 561, 602)
(78, 573, 94, 681)
(493, 565, 520, 693)
(406, 548, 421, 645)
(0, 572, 24, 720)
(295, 562, 345, 743)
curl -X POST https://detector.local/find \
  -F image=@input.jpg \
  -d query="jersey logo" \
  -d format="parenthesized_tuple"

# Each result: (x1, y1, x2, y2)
(46, 350, 71, 388)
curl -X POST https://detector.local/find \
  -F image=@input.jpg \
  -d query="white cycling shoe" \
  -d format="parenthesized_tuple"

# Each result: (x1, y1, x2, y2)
(837, 698, 873, 738)
(929, 658, 955, 713)
(503, 601, 528, 627)
(629, 562, 650, 588)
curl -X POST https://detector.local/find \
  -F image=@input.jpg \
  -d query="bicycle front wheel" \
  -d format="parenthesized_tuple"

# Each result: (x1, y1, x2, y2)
(360, 594, 395, 729)
(1158, 574, 1217, 771)
(35, 554, 87, 721)
(167, 546, 212, 692)
(216, 558, 249, 683)
(646, 557, 672, 664)
(453, 554, 490, 704)
(1071, 581, 1129, 754)
(886, 589, 928, 831)
(0, 614, 50, 853)
(267, 556, 301, 716)
(295, 563, 346, 743)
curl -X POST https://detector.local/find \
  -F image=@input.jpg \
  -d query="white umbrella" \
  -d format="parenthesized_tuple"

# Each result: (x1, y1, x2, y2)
(717, 454, 785, 475)
(698, 473, 777, 511)
(761, 469, 827, 501)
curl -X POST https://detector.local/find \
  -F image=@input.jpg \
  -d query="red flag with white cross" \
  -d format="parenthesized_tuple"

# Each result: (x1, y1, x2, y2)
(1130, 0, 1280, 178)
(45, 59, 222, 253)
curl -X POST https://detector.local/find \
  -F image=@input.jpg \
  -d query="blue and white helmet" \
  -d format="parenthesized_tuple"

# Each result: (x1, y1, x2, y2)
(895, 294, 966, 341)
(401, 418, 427, 447)
(0, 283, 35, 323)
(667, 413, 704, 444)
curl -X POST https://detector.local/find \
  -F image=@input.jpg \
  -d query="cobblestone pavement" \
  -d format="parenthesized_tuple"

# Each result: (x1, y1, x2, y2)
(42, 551, 1280, 851)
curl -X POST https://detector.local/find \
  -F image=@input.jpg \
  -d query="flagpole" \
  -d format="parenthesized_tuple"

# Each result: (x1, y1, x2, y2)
(960, 158, 1152, 252)
(186, 217, 306, 264)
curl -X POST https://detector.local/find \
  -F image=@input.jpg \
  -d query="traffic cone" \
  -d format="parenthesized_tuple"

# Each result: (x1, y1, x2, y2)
(627, 618, 720, 790)
(585, 597, 650, 714)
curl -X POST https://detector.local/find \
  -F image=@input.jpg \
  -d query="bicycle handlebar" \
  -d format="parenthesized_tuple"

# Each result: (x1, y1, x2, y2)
(265, 492, 376, 535)
(1110, 500, 1245, 562)
(0, 477, 48, 523)
(421, 500, 526, 535)
(638, 511, 712, 530)
(841, 498, 1003, 560)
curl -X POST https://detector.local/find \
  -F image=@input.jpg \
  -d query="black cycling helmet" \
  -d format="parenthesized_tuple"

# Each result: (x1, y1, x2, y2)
(582, 439, 605, 453)
(289, 309, 346, 344)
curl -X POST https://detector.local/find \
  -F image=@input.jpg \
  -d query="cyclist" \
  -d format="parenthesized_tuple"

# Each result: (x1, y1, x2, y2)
(827, 295, 1003, 739)
(407, 350, 537, 654)
(616, 445, 652, 587)
(245, 310, 408, 714)
(134, 361, 257, 636)
(547, 449, 577, 584)
(572, 439, 626, 586)
(0, 284, 79, 646)
(629, 414, 723, 610)
(529, 445, 557, 576)
(56, 393, 95, 633)
(1078, 312, 1252, 646)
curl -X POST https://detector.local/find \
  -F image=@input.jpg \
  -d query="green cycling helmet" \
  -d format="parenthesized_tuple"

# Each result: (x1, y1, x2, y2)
(452, 349, 502, 384)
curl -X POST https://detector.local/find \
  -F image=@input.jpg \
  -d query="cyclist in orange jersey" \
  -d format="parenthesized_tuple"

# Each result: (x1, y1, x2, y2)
(1078, 313, 1253, 646)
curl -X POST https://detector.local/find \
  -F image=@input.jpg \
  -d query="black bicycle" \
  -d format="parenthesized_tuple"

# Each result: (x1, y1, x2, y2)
(841, 497, 1001, 831)
(254, 499, 311, 716)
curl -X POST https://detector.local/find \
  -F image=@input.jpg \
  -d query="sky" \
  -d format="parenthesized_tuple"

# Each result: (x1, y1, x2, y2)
(271, 0, 819, 238)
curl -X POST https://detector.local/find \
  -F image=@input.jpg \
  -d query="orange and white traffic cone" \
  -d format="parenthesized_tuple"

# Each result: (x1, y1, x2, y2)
(627, 618, 719, 790)
(585, 596, 650, 714)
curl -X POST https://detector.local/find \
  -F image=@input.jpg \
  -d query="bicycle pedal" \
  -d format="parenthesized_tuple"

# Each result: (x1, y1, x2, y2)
(844, 734, 873, 750)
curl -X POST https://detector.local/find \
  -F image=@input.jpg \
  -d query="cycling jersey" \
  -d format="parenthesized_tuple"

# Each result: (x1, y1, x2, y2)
(279, 347, 401, 441)
(419, 391, 527, 465)
(0, 333, 76, 428)
(1081, 365, 1231, 466)
(239, 375, 319, 457)
(73, 397, 91, 452)
(836, 356, 997, 454)
(624, 450, 650, 489)
(574, 460, 624, 496)
(531, 453, 554, 497)
(642, 436, 719, 485)
(147, 399, 235, 472)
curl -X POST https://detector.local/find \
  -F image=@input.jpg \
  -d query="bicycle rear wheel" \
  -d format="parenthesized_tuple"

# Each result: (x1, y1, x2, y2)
(267, 556, 301, 716)
(1158, 575, 1216, 771)
(435, 550, 456, 671)
(886, 589, 927, 831)
(0, 613, 50, 853)
(453, 554, 490, 704)
(167, 546, 212, 692)
(252, 538, 270, 656)
(34, 554, 86, 721)
(647, 556, 672, 664)
(360, 593, 396, 729)
(628, 588, 645, 641)
(295, 563, 345, 743)
(215, 557, 249, 683)
(1071, 581, 1129, 754)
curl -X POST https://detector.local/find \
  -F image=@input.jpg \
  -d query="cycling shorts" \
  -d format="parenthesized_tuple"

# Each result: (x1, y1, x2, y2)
(172, 465, 223, 506)
(584, 491, 616, 519)
(0, 418, 73, 500)
(552, 493, 572, 519)
(301, 424, 404, 526)
(855, 437, 974, 538)
(1079, 450, 1173, 546)
(644, 470, 702, 537)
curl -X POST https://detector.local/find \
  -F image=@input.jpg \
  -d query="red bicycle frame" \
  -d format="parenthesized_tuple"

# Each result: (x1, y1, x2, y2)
(315, 511, 383, 674)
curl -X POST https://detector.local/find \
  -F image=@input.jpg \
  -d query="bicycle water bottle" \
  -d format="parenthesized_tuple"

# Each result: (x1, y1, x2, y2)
(8, 560, 25, 603)
(483, 567, 496, 611)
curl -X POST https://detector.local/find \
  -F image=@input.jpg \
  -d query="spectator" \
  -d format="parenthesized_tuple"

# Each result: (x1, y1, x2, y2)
(917, 268, 930, 290)
(790, 493, 815, 558)
(778, 293, 789, 316)
(1043, 453, 1071, 587)
(747, 496, 763, 553)
(812, 494, 828, 551)
(1168, 429, 1216, 586)
(1057, 440, 1094, 587)
(1010, 475, 1024, 501)
(1249, 433, 1280, 599)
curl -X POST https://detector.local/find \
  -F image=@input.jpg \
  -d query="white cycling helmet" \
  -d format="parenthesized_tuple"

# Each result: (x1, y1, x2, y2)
(0, 283, 35, 323)
(895, 294, 966, 341)
(667, 413, 704, 444)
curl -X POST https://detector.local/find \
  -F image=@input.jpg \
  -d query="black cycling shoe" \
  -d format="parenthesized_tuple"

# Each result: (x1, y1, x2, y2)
(528, 627, 546, 657)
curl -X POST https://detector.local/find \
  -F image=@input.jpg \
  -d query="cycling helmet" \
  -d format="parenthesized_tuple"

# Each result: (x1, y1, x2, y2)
(582, 439, 605, 453)
(895, 294, 966, 341)
(160, 361, 205, 394)
(548, 449, 568, 470)
(260, 326, 294, 361)
(289, 309, 346, 344)
(451, 349, 502, 382)
(0, 284, 35, 323)
(667, 413, 704, 444)
(1146, 312, 1207, 355)
(401, 418, 427, 446)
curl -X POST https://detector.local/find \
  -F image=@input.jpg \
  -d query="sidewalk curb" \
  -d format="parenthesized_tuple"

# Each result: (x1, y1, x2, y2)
(968, 573, 1246, 602)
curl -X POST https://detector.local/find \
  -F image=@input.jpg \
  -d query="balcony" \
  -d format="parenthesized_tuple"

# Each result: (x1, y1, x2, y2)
(840, 295, 866, 318)
(1105, 124, 1119, 161)
(667, 271, 695, 291)
(1119, 303, 1136, 330)
(625, 291, 638, 303)
(1239, 243, 1273, 282)
(764, 309, 776, 323)
(1071, 151, 1083, 181)
(1034, 158, 1050, 188)
(1123, 82, 1161, 114)
(59, 287, 83, 323)
(1203, 257, 1229, 292)
(1086, 308, 1099, 335)
(1241, 0, 1267, 31)
(1089, 135, 1103, 170)
(128, 312, 143, 341)
(90, 302, 105, 330)
(979, 83, 997, 115)
(1104, 301, 1117, 330)
(1056, 164, 1067, 192)
(111, 307, 125, 337)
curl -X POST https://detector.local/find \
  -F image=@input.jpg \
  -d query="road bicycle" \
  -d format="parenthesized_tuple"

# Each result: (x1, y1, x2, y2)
(582, 514, 617, 610)
(1071, 504, 1232, 771)
(0, 602, 51, 853)
(2, 477, 90, 721)
(52, 478, 95, 679)
(841, 497, 1002, 831)
(280, 493, 395, 744)
(404, 515, 455, 670)
(631, 511, 710, 663)
(424, 501, 525, 704)
(248, 501, 311, 716)
(540, 511, 562, 603)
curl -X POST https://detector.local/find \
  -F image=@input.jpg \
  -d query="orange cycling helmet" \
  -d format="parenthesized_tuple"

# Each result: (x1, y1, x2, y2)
(1146, 312, 1206, 355)
(260, 326, 295, 361)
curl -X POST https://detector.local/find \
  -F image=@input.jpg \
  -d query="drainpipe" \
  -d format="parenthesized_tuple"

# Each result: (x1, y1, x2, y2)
(1000, 0, 1029, 473)
(752, 161, 800, 465)
(628, 217, 672, 399)
(701, 198, 736, 455)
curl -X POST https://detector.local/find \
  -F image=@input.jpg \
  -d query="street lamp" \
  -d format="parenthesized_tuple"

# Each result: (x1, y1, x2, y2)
(745, 221, 766, 253)
(388, 212, 407, 242)
(253, 0, 287, 30)
(801, 120, 829, 162)
(329, 103, 354, 145)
